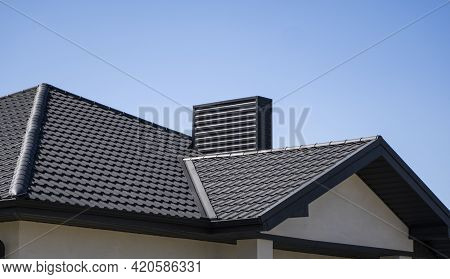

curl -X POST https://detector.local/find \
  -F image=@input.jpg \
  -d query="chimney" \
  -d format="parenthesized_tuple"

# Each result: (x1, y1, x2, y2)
(193, 96, 272, 154)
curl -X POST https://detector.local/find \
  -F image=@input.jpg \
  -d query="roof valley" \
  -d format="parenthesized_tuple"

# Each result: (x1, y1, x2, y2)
(9, 83, 50, 197)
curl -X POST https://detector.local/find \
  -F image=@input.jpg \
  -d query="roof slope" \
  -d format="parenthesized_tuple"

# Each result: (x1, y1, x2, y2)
(0, 87, 37, 199)
(1, 84, 448, 257)
(1, 84, 203, 218)
(187, 138, 376, 220)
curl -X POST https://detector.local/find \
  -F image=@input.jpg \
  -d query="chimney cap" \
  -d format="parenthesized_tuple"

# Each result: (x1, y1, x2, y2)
(193, 96, 271, 109)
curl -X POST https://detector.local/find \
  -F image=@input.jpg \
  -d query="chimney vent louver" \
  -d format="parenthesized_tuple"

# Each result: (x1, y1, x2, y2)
(193, 96, 272, 154)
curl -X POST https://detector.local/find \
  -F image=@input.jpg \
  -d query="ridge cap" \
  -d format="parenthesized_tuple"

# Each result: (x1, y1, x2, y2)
(183, 135, 380, 161)
(9, 83, 50, 197)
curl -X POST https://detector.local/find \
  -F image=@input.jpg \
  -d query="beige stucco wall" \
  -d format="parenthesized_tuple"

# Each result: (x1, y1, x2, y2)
(0, 221, 240, 259)
(265, 175, 413, 252)
(237, 239, 273, 259)
(0, 221, 330, 259)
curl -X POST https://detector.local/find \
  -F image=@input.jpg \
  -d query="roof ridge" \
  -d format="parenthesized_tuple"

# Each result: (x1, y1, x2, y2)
(0, 85, 40, 101)
(45, 84, 193, 140)
(183, 135, 380, 161)
(9, 83, 50, 197)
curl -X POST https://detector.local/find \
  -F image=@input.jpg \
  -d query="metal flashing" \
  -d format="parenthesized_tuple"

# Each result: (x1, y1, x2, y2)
(184, 160, 217, 219)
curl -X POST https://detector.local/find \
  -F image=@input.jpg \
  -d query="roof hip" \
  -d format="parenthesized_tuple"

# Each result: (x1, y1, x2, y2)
(9, 83, 50, 197)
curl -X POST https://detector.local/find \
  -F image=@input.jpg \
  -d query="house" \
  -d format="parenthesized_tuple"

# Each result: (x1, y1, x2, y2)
(0, 83, 448, 259)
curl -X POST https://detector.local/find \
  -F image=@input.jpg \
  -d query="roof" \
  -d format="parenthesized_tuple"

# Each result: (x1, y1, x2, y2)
(1, 84, 203, 218)
(186, 136, 449, 256)
(0, 87, 37, 199)
(0, 83, 448, 258)
(185, 137, 376, 220)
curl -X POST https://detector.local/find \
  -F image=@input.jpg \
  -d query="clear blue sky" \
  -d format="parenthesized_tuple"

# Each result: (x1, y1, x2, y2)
(1, 0, 449, 207)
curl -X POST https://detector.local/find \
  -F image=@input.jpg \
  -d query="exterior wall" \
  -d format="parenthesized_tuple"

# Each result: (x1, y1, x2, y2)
(0, 221, 237, 259)
(274, 249, 342, 259)
(0, 221, 315, 259)
(0, 221, 19, 258)
(265, 175, 413, 252)
(236, 239, 273, 259)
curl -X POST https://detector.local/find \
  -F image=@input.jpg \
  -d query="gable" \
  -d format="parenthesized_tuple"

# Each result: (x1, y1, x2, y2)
(264, 174, 414, 252)
(188, 138, 375, 220)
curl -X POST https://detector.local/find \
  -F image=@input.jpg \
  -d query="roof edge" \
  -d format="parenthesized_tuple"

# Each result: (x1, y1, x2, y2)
(254, 136, 449, 246)
(0, 85, 40, 101)
(183, 136, 379, 160)
(378, 138, 450, 223)
(193, 96, 269, 109)
(46, 84, 193, 141)
(9, 83, 50, 197)
(258, 136, 382, 223)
